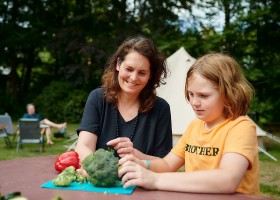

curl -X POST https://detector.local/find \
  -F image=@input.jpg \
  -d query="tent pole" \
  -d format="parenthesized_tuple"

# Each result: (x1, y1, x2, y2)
(258, 146, 277, 161)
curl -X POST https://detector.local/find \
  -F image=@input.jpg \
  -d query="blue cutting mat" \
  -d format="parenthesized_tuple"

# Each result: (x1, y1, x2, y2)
(41, 180, 136, 195)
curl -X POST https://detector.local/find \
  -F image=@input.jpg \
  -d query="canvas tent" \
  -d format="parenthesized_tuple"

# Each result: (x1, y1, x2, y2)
(157, 47, 196, 136)
(156, 47, 277, 161)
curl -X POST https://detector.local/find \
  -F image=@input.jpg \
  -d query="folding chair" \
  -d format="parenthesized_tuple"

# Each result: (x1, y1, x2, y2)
(17, 118, 44, 153)
(0, 125, 12, 147)
(0, 114, 15, 147)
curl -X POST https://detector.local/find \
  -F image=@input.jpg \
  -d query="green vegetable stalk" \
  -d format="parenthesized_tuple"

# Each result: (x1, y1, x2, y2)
(53, 166, 86, 187)
(82, 148, 120, 187)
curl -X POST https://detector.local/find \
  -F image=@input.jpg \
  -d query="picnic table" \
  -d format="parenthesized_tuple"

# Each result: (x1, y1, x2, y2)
(0, 155, 271, 200)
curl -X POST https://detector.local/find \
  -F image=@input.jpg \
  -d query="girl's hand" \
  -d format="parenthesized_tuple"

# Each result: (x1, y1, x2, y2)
(118, 154, 143, 167)
(107, 137, 135, 158)
(118, 155, 157, 189)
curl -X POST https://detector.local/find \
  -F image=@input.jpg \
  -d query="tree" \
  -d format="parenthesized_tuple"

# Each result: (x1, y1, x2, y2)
(238, 0, 280, 124)
(0, 0, 196, 121)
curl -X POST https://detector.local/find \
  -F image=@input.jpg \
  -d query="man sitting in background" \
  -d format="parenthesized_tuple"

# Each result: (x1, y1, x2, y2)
(22, 103, 67, 145)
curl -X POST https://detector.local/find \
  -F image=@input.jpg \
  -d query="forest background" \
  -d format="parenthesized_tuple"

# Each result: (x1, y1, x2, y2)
(0, 0, 279, 128)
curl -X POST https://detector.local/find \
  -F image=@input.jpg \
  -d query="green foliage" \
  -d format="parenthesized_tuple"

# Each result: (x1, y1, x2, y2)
(1, 0, 280, 125)
(63, 90, 89, 123)
(83, 148, 120, 187)
(38, 49, 56, 64)
(34, 81, 88, 123)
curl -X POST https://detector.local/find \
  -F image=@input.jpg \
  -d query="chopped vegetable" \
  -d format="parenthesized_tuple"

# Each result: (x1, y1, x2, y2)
(53, 166, 86, 187)
(51, 196, 63, 200)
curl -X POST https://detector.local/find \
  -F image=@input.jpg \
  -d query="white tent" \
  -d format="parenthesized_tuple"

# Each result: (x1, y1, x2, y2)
(157, 47, 277, 161)
(157, 47, 196, 135)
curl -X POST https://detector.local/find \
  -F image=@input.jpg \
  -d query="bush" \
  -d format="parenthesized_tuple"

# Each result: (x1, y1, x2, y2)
(34, 81, 89, 123)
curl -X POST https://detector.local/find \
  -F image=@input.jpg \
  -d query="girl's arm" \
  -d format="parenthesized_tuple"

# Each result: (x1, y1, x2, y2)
(119, 152, 248, 193)
(118, 151, 184, 172)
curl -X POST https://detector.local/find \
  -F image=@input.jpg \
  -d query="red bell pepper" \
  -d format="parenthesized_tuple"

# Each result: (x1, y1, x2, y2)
(54, 151, 80, 173)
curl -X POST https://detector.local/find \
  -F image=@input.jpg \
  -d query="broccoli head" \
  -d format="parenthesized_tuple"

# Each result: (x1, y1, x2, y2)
(82, 148, 120, 187)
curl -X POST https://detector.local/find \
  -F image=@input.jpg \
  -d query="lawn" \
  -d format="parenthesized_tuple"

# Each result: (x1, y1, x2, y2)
(0, 123, 280, 199)
(258, 136, 280, 200)
(0, 123, 79, 160)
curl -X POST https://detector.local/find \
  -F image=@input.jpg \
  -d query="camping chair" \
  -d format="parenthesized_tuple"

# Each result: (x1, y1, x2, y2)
(0, 114, 15, 147)
(17, 118, 44, 153)
(0, 125, 12, 147)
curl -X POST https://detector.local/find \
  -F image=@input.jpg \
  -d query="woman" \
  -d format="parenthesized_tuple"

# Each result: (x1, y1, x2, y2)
(75, 36, 173, 165)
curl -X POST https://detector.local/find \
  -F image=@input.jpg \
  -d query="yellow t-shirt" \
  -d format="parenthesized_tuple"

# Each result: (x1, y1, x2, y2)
(171, 116, 260, 195)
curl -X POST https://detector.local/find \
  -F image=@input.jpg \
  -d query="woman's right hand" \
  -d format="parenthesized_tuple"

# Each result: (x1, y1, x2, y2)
(107, 137, 135, 158)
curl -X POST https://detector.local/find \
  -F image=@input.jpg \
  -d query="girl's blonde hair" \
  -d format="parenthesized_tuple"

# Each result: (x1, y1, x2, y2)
(185, 53, 254, 119)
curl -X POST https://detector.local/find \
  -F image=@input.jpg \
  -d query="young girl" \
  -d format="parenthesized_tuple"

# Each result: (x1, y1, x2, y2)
(118, 53, 260, 195)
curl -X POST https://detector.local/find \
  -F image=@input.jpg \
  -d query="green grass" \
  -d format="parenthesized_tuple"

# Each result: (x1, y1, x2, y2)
(260, 184, 280, 197)
(1, 124, 280, 199)
(258, 136, 280, 200)
(0, 123, 79, 160)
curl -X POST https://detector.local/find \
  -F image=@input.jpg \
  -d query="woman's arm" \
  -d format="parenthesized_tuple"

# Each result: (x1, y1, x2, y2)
(119, 152, 248, 193)
(75, 131, 98, 163)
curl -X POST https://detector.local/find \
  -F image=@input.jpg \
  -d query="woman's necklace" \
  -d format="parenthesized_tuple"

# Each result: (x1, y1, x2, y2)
(115, 108, 139, 141)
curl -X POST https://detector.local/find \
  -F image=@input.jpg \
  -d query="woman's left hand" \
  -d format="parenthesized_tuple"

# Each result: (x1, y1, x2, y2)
(107, 137, 135, 158)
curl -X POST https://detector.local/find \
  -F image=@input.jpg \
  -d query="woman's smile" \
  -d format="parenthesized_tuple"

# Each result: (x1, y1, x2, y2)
(117, 51, 151, 96)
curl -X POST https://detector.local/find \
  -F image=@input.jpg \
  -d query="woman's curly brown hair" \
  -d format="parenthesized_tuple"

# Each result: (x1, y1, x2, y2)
(101, 36, 167, 113)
